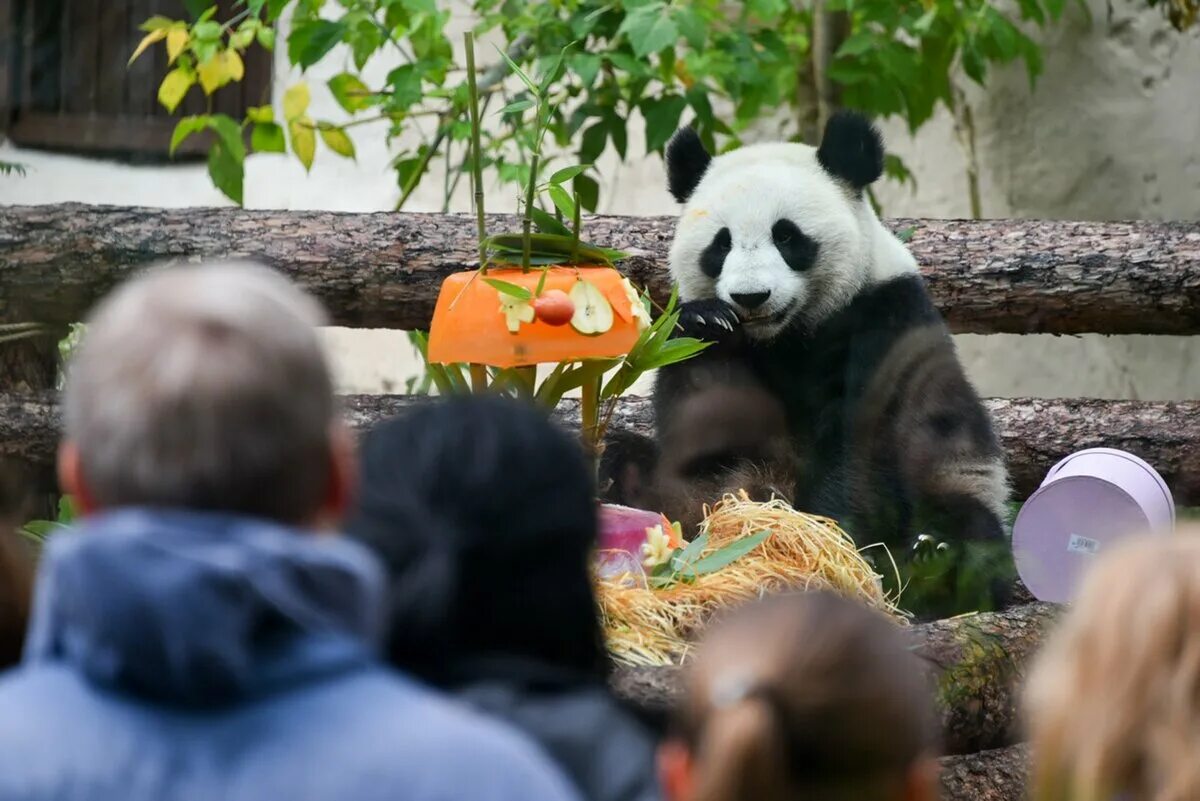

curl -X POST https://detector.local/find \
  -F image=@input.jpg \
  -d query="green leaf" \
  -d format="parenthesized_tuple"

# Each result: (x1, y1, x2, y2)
(170, 115, 210, 156)
(139, 16, 176, 32)
(208, 113, 246, 163)
(672, 532, 710, 571)
(266, 0, 291, 22)
(329, 73, 372, 113)
(579, 121, 607, 164)
(246, 105, 273, 124)
(319, 124, 356, 159)
(483, 278, 533, 301)
(641, 94, 687, 153)
(570, 53, 602, 87)
(537, 43, 572, 94)
(492, 43, 539, 96)
(230, 21, 257, 50)
(574, 174, 600, 212)
(618, 2, 679, 58)
(498, 99, 535, 116)
(547, 184, 576, 219)
(685, 530, 771, 576)
(673, 6, 707, 49)
(157, 67, 195, 113)
(549, 164, 589, 184)
(896, 226, 917, 243)
(192, 20, 222, 41)
(387, 64, 423, 107)
(289, 117, 317, 171)
(57, 495, 76, 524)
(251, 122, 287, 153)
(207, 141, 244, 205)
(288, 19, 347, 70)
(257, 26, 277, 50)
(530, 206, 571, 236)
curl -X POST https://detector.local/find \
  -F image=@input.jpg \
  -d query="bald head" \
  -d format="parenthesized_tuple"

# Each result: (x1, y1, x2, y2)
(62, 263, 345, 525)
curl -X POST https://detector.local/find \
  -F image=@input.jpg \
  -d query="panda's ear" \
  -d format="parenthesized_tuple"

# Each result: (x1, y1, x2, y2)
(816, 110, 885, 191)
(665, 126, 712, 203)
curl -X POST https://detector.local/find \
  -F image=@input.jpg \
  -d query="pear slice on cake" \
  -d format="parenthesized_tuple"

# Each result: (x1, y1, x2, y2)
(569, 279, 614, 336)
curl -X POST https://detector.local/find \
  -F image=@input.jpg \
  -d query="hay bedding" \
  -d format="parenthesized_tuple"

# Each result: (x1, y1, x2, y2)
(597, 494, 903, 666)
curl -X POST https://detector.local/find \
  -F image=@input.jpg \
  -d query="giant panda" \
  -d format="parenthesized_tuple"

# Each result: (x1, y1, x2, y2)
(649, 111, 1009, 564)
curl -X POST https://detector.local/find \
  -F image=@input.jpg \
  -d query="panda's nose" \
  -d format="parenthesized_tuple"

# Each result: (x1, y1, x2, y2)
(731, 291, 771, 311)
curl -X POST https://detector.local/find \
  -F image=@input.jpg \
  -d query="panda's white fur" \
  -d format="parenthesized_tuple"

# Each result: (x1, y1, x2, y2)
(669, 141, 917, 341)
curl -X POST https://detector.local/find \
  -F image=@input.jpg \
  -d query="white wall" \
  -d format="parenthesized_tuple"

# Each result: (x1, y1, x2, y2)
(2, 0, 1198, 399)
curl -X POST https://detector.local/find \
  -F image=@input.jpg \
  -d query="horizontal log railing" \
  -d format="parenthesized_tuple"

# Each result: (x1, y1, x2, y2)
(5, 392, 1198, 504)
(612, 602, 1058, 757)
(2, 205, 1199, 334)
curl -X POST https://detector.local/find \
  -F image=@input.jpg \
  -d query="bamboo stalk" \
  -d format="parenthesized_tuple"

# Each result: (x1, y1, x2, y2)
(580, 372, 601, 476)
(522, 154, 539, 273)
(464, 32, 488, 274)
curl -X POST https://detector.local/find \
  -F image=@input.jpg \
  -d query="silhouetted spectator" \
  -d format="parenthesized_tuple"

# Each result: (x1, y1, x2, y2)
(349, 396, 660, 801)
(0, 464, 32, 669)
(1026, 533, 1200, 801)
(0, 264, 580, 801)
(658, 591, 939, 801)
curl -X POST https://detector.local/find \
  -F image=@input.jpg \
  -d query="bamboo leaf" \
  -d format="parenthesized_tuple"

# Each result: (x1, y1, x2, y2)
(483, 278, 532, 301)
(685, 530, 771, 576)
(492, 43, 538, 96)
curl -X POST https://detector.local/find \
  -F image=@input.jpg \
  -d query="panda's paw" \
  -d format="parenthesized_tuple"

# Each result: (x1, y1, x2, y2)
(675, 300, 741, 342)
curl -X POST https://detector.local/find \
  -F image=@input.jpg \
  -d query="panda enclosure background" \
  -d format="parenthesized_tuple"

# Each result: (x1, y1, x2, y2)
(1, 0, 1198, 402)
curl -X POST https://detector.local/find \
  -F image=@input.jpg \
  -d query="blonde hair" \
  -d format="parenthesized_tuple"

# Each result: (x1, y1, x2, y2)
(673, 591, 938, 801)
(1026, 532, 1200, 801)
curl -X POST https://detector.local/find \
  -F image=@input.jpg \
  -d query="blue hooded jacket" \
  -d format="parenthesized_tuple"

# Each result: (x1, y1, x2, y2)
(0, 510, 582, 801)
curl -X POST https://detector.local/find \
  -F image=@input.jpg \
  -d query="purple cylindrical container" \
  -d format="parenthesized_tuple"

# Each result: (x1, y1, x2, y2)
(1013, 448, 1175, 604)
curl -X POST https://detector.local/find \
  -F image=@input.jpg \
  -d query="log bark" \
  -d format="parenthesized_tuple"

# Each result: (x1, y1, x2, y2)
(915, 603, 1057, 754)
(6, 393, 1197, 504)
(606, 603, 1057, 757)
(2, 205, 1198, 334)
(940, 745, 1029, 801)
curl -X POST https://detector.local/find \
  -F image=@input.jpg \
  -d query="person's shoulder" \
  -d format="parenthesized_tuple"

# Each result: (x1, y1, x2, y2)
(299, 667, 583, 801)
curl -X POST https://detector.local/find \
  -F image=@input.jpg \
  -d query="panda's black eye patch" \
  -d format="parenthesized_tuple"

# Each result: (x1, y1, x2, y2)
(771, 219, 819, 273)
(700, 227, 732, 279)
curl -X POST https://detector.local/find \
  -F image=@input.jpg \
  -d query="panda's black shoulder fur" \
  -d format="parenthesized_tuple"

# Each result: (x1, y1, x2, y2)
(653, 272, 1006, 554)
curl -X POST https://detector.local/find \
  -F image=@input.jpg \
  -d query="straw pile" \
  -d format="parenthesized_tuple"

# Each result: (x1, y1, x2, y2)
(597, 494, 903, 666)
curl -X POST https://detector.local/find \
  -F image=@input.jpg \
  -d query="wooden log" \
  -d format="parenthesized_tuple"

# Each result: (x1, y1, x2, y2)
(606, 603, 1057, 757)
(2, 205, 1198, 334)
(940, 744, 1029, 801)
(6, 392, 1198, 504)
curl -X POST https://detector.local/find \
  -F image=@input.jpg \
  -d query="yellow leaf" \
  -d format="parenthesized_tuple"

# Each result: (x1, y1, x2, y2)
(197, 49, 246, 95)
(319, 125, 355, 160)
(283, 83, 310, 121)
(289, 116, 317, 172)
(223, 49, 245, 82)
(166, 28, 190, 65)
(197, 56, 225, 95)
(157, 67, 194, 113)
(128, 29, 167, 66)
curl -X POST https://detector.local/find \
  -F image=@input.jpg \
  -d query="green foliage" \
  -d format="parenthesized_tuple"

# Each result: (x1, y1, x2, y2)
(0, 161, 27, 177)
(133, 0, 1089, 208)
(18, 496, 76, 547)
(648, 529, 773, 589)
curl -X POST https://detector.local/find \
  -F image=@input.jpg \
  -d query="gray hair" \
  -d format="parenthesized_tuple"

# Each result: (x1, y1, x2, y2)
(63, 262, 336, 524)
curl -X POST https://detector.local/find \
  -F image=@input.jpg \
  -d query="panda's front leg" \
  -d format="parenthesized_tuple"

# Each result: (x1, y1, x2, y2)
(673, 299, 743, 345)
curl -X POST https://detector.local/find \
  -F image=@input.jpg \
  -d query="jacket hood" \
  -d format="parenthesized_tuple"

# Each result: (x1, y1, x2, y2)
(25, 509, 385, 706)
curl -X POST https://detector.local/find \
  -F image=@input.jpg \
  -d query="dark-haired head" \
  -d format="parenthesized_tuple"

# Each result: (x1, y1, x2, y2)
(347, 395, 607, 683)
